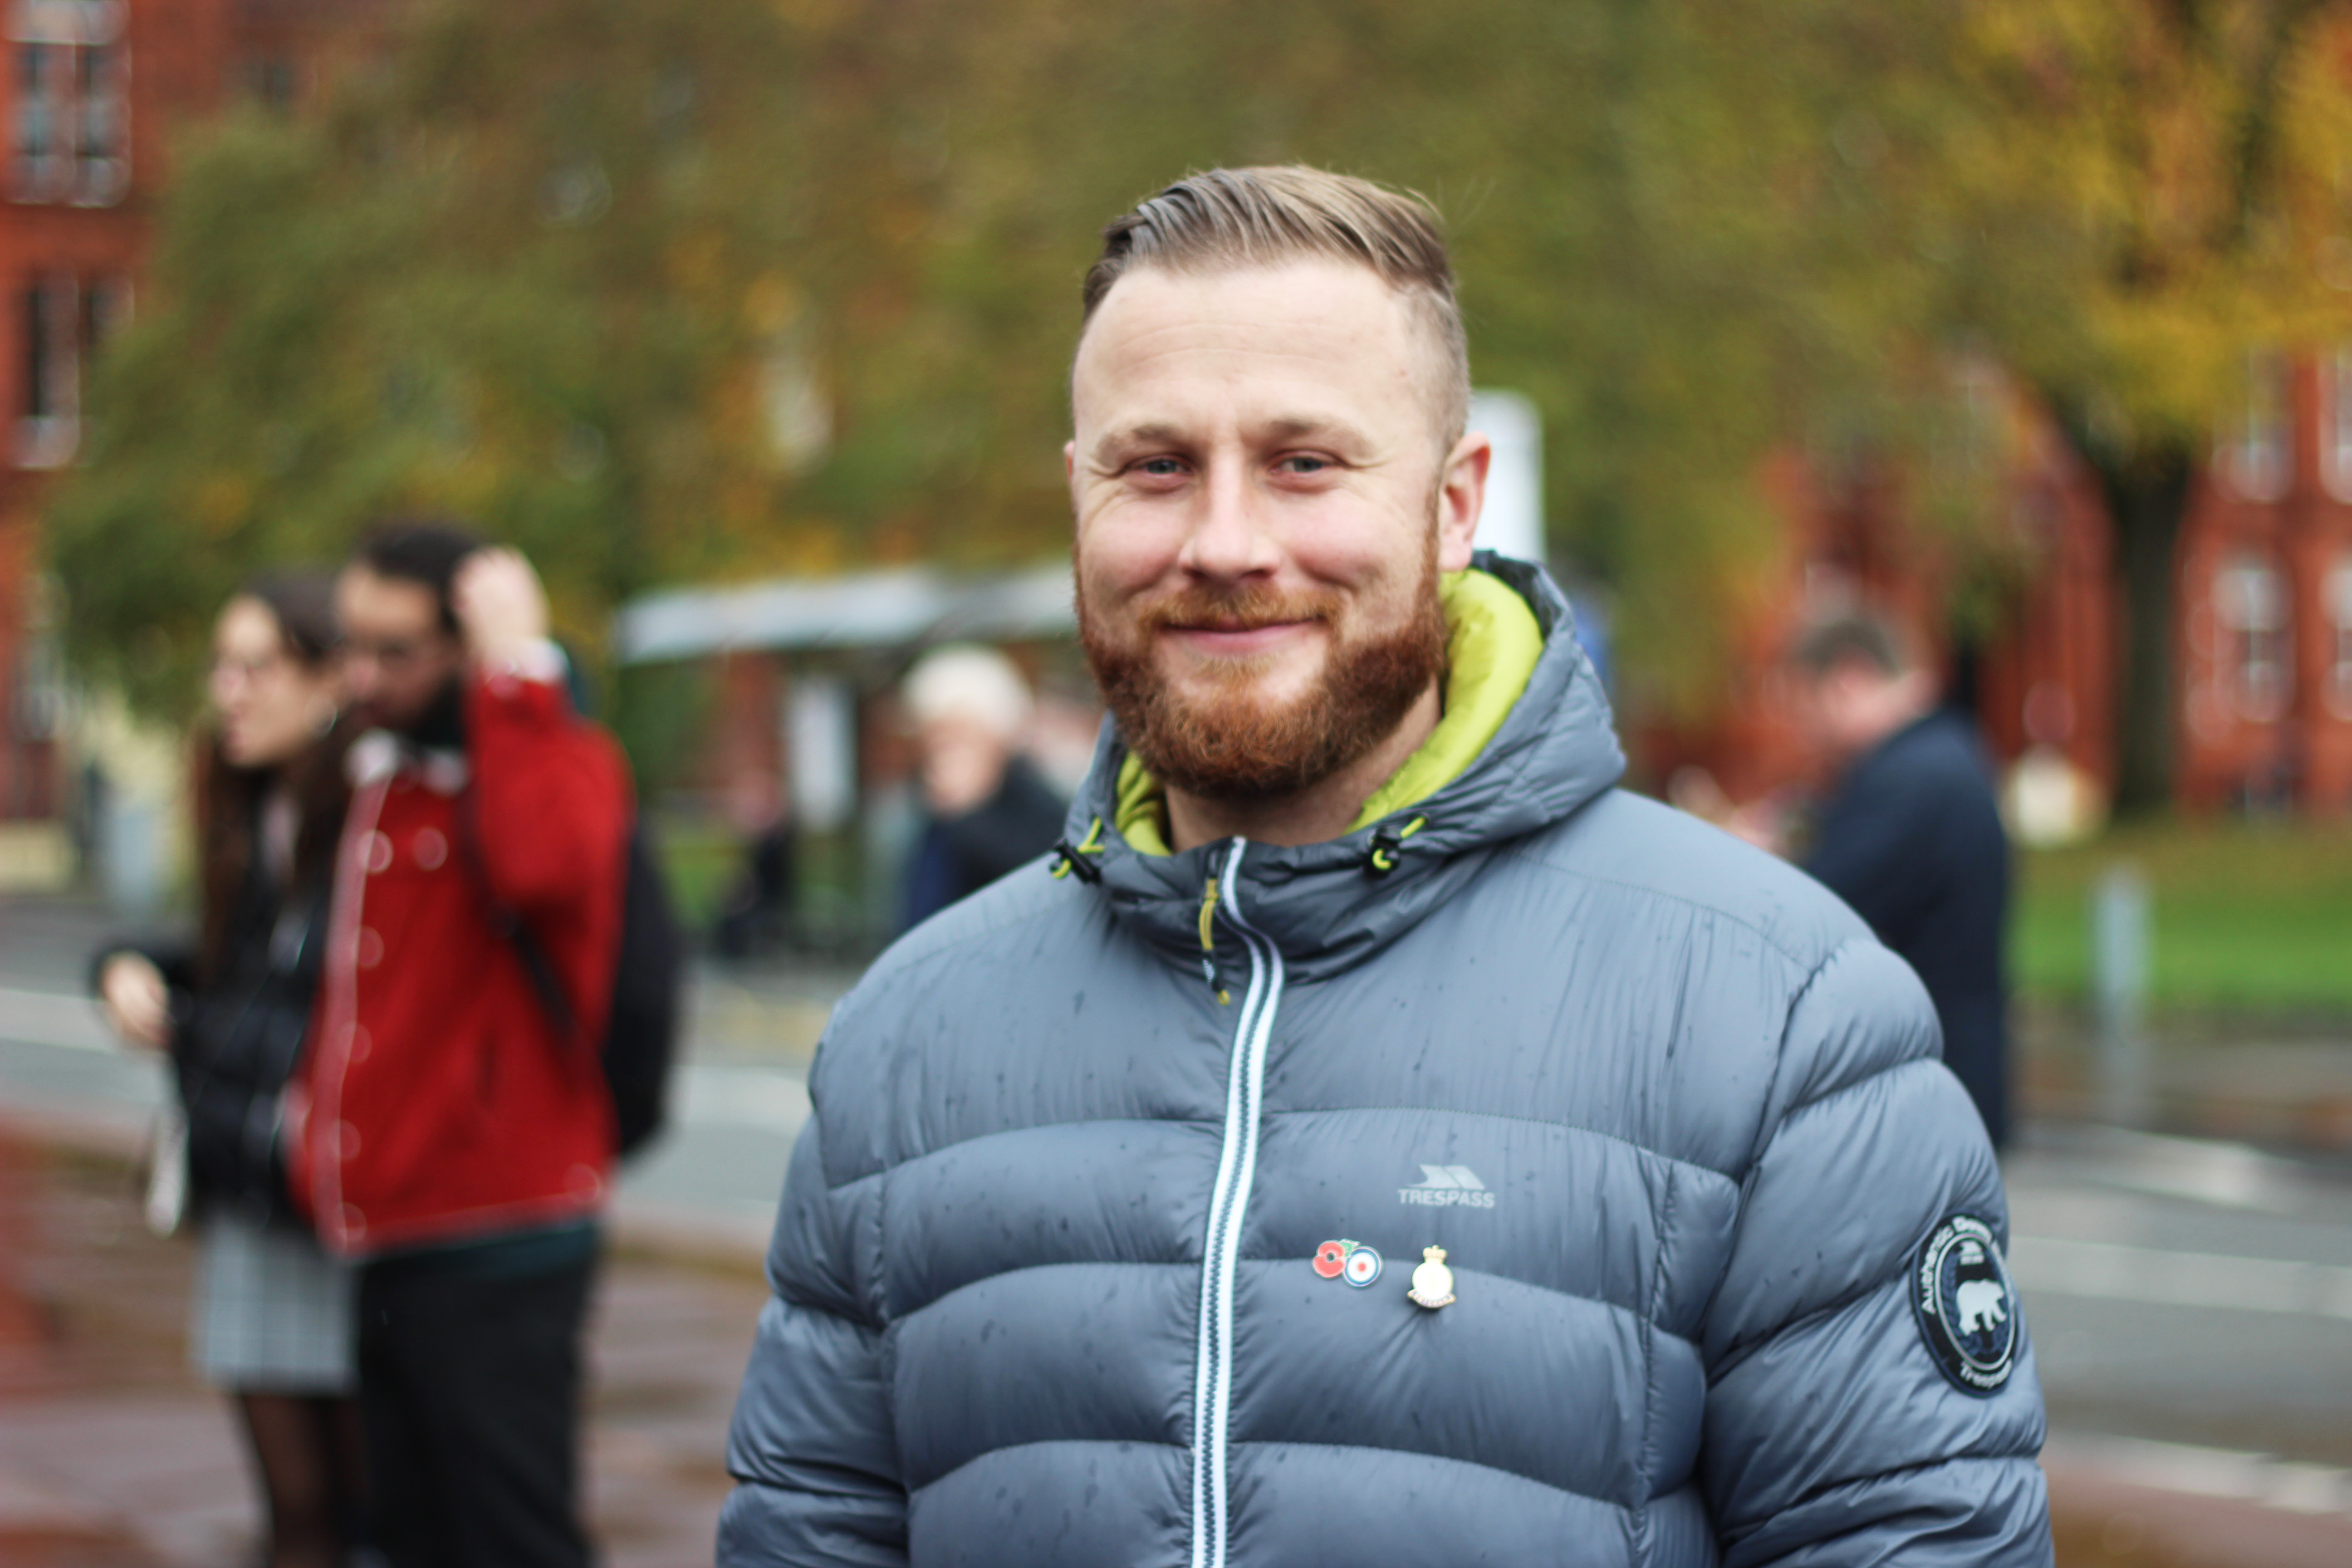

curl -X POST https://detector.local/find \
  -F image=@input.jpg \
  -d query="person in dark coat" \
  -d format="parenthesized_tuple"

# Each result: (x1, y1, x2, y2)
(1793, 612, 2014, 1148)
(93, 574, 366, 1568)
(713, 771, 798, 960)
(897, 644, 1067, 931)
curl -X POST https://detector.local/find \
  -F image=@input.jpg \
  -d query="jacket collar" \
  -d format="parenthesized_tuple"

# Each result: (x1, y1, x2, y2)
(1063, 553, 1625, 985)
(347, 730, 470, 795)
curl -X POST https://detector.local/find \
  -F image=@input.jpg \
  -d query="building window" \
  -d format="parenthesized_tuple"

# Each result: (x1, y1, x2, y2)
(8, 0, 128, 206)
(16, 270, 125, 468)
(2328, 555, 2352, 720)
(2213, 552, 2292, 721)
(2217, 350, 2293, 503)
(2326, 348, 2352, 503)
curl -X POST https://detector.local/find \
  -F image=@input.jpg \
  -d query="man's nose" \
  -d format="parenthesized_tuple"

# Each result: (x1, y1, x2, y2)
(1177, 463, 1279, 582)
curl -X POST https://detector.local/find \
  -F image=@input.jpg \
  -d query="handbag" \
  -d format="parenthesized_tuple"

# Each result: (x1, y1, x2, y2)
(141, 1099, 188, 1238)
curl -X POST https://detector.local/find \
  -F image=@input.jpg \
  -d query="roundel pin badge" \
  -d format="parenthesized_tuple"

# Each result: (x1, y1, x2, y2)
(1910, 1213, 2019, 1396)
(1312, 1239, 1382, 1287)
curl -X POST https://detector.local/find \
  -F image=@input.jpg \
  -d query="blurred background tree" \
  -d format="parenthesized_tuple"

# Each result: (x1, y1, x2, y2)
(47, 0, 2352, 804)
(1940, 0, 2352, 813)
(50, 0, 827, 712)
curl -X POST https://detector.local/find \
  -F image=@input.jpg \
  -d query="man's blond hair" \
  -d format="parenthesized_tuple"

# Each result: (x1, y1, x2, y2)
(1079, 166, 1471, 448)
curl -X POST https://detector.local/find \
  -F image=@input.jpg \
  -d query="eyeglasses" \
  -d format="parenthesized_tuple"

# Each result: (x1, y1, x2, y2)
(209, 650, 291, 686)
(340, 635, 443, 669)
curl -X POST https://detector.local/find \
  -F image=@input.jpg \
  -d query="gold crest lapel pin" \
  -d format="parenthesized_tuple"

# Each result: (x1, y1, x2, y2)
(1408, 1246, 1456, 1309)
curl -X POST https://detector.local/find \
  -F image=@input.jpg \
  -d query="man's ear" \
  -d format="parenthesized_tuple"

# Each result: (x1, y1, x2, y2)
(1436, 432, 1491, 572)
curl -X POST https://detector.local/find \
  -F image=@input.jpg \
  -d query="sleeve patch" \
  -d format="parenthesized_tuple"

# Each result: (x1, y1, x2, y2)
(1911, 1213, 2019, 1396)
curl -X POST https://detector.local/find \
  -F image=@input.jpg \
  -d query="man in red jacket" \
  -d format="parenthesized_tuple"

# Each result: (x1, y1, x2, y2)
(289, 521, 630, 1568)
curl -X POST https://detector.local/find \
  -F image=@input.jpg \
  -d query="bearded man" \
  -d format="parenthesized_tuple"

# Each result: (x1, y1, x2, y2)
(719, 167, 2051, 1568)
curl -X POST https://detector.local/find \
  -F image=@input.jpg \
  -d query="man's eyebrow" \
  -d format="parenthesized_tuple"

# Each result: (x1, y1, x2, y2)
(1090, 414, 1370, 460)
(1260, 414, 1365, 445)
(1092, 421, 1188, 456)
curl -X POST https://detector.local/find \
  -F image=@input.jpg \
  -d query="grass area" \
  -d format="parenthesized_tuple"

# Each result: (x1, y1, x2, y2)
(2013, 818, 2352, 1017)
(651, 817, 741, 934)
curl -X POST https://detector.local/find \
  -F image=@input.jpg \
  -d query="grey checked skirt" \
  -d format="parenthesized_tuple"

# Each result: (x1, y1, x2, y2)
(190, 1211, 357, 1393)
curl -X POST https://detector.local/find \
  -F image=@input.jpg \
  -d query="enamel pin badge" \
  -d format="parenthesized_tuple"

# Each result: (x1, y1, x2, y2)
(1313, 1239, 1383, 1288)
(1407, 1246, 1456, 1309)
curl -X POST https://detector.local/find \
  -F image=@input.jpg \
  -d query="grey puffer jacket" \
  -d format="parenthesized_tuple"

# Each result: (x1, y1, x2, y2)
(721, 558, 2050, 1568)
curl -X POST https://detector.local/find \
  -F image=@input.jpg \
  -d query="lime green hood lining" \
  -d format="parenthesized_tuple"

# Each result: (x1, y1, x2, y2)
(1112, 568, 1544, 857)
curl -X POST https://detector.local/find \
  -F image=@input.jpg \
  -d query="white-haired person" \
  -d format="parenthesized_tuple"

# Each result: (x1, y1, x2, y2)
(898, 644, 1068, 931)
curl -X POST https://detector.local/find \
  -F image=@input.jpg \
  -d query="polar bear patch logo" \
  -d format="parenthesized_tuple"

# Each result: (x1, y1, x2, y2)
(1910, 1214, 2019, 1396)
(1955, 1279, 2008, 1336)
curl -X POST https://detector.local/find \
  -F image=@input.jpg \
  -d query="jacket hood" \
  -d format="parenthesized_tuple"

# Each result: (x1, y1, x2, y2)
(1060, 552, 1626, 984)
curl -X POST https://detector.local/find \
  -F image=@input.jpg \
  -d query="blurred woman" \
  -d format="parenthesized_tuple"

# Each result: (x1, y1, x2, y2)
(92, 576, 363, 1568)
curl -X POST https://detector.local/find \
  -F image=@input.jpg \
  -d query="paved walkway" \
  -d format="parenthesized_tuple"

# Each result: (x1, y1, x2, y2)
(10, 891, 2352, 1566)
(0, 1137, 764, 1567)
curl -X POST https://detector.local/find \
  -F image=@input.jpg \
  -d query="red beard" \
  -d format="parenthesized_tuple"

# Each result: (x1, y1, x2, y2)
(1078, 544, 1447, 803)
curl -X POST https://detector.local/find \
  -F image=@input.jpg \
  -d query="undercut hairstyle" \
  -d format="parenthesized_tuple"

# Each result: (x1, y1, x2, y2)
(352, 518, 485, 634)
(1080, 166, 1472, 448)
(1793, 611, 1912, 680)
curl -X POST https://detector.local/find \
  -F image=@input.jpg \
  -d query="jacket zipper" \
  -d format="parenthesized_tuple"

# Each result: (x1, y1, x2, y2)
(309, 774, 388, 1250)
(1190, 838, 1284, 1568)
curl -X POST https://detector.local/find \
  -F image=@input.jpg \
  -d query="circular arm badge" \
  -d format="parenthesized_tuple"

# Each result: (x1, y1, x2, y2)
(1910, 1213, 2019, 1396)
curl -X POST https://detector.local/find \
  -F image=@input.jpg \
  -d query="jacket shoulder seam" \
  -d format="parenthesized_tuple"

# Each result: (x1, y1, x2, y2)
(1492, 841, 1823, 970)
(1781, 1049, 1942, 1127)
(1706, 1240, 1910, 1382)
(841, 862, 1078, 994)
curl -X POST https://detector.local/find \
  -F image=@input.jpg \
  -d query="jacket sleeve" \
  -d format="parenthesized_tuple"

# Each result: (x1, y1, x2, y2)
(463, 669, 631, 916)
(1701, 937, 2051, 1567)
(719, 1105, 907, 1566)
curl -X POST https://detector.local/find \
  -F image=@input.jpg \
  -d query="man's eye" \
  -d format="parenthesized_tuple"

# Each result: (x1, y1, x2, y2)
(1135, 458, 1186, 477)
(1278, 455, 1331, 474)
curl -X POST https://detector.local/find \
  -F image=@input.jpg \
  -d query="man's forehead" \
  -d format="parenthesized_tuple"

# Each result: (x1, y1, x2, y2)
(1079, 260, 1415, 360)
(339, 567, 438, 620)
(1072, 260, 1426, 435)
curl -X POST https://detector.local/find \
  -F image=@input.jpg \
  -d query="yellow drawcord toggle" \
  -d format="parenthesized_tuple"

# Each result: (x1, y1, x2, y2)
(1198, 878, 1220, 952)
(1366, 815, 1429, 877)
(1053, 817, 1108, 882)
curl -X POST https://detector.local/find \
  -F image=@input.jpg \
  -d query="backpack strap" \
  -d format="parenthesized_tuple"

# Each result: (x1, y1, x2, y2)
(452, 784, 588, 1055)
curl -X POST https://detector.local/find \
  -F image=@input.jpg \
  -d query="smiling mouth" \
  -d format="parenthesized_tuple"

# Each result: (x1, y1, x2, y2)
(1163, 620, 1318, 652)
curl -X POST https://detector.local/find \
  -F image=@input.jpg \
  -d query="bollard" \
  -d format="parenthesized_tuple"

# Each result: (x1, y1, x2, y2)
(98, 793, 166, 916)
(2089, 863, 2152, 1128)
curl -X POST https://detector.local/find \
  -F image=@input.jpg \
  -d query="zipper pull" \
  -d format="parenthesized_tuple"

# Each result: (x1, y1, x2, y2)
(1199, 877, 1229, 1002)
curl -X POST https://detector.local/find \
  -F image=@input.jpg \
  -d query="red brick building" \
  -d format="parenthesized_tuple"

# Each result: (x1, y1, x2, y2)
(1651, 357, 2352, 825)
(0, 0, 349, 838)
(2171, 352, 2352, 813)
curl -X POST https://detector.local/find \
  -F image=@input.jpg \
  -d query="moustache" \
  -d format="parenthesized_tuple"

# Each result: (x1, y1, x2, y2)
(1133, 585, 1342, 636)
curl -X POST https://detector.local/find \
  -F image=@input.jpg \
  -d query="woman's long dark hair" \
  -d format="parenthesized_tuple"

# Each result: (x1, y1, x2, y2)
(195, 574, 355, 985)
